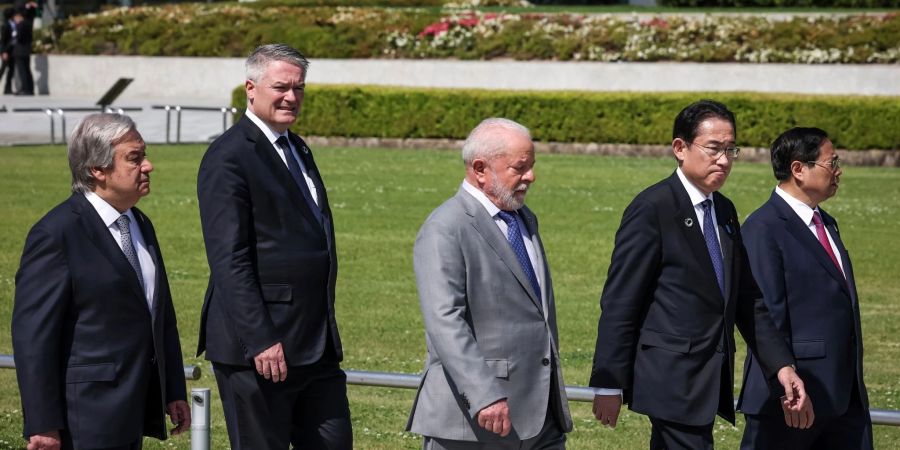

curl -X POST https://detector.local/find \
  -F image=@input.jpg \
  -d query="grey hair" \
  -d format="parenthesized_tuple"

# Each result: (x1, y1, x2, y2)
(246, 43, 310, 83)
(68, 113, 136, 193)
(461, 118, 532, 166)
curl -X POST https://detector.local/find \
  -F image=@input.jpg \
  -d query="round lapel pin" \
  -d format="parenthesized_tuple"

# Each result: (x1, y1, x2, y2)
(684, 218, 693, 227)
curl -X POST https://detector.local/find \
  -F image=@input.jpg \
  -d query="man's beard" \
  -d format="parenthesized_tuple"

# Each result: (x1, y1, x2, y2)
(486, 180, 528, 211)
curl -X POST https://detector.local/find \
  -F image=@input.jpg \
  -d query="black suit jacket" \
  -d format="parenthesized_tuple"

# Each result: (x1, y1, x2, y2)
(11, 6, 34, 57)
(1, 20, 12, 54)
(737, 192, 868, 419)
(197, 115, 341, 367)
(589, 172, 794, 426)
(12, 194, 186, 448)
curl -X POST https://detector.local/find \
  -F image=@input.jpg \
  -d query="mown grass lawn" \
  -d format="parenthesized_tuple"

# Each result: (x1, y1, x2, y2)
(0, 144, 898, 449)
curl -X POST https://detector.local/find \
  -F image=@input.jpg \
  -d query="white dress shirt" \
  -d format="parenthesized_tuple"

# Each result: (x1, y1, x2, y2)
(775, 186, 845, 275)
(461, 180, 543, 311)
(84, 192, 156, 309)
(245, 108, 319, 205)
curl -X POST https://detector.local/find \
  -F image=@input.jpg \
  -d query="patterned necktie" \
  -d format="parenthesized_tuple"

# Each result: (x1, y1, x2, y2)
(701, 200, 725, 299)
(276, 136, 324, 226)
(496, 210, 541, 301)
(115, 214, 144, 289)
(812, 211, 844, 276)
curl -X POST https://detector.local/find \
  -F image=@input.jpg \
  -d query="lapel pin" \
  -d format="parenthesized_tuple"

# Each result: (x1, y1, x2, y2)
(684, 218, 693, 227)
(725, 224, 733, 235)
(302, 145, 310, 155)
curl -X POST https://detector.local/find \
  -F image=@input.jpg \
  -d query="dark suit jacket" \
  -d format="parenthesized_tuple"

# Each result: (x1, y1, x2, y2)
(737, 192, 868, 419)
(12, 194, 186, 448)
(197, 115, 341, 367)
(11, 6, 34, 57)
(1, 20, 12, 54)
(589, 172, 794, 426)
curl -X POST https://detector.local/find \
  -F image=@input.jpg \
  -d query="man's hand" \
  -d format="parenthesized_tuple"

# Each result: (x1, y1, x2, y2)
(167, 400, 192, 435)
(476, 399, 511, 437)
(27, 430, 61, 450)
(592, 394, 622, 428)
(254, 342, 287, 382)
(777, 365, 814, 429)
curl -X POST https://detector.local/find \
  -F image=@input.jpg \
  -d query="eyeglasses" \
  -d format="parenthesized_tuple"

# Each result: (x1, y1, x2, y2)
(689, 141, 740, 160)
(807, 158, 842, 171)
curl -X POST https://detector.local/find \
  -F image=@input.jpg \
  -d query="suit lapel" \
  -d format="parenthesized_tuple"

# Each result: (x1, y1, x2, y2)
(459, 191, 544, 315)
(519, 207, 549, 316)
(132, 208, 163, 321)
(820, 208, 855, 299)
(243, 119, 324, 238)
(666, 174, 723, 303)
(71, 194, 147, 304)
(714, 192, 737, 306)
(771, 194, 850, 296)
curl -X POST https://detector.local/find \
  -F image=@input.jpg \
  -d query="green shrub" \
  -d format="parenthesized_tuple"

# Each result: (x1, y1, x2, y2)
(232, 85, 900, 149)
(39, 5, 900, 63)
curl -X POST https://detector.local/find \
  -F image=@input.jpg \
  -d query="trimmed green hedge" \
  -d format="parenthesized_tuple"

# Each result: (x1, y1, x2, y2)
(232, 85, 900, 149)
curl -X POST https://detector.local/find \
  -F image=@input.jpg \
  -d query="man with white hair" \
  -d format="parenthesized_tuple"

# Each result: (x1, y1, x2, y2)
(197, 43, 351, 449)
(13, 113, 189, 450)
(407, 118, 573, 449)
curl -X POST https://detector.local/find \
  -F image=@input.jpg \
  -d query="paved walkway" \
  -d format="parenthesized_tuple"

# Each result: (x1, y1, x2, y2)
(0, 93, 235, 146)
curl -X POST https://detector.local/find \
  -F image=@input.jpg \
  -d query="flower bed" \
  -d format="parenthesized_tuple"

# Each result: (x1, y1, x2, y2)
(231, 84, 900, 150)
(39, 5, 900, 64)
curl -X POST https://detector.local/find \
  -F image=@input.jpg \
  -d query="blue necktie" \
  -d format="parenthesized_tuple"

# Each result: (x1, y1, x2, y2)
(701, 200, 725, 299)
(276, 136, 323, 227)
(496, 210, 541, 301)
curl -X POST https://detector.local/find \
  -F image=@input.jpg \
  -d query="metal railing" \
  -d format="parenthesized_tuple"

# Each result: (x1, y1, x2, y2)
(151, 105, 237, 144)
(2, 358, 898, 449)
(10, 106, 144, 144)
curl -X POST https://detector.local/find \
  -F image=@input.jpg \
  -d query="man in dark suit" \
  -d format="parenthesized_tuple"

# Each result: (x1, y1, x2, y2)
(10, 2, 35, 96)
(0, 7, 15, 94)
(197, 43, 351, 449)
(12, 113, 190, 450)
(737, 127, 872, 449)
(589, 100, 813, 449)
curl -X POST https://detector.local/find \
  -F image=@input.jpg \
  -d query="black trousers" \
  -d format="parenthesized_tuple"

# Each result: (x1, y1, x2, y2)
(13, 53, 32, 94)
(741, 383, 873, 450)
(213, 360, 353, 450)
(649, 417, 714, 450)
(1, 55, 14, 93)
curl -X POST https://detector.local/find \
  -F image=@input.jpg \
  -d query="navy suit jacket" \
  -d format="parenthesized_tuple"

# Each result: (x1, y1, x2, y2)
(590, 172, 794, 426)
(737, 192, 868, 419)
(12, 194, 186, 448)
(197, 115, 342, 367)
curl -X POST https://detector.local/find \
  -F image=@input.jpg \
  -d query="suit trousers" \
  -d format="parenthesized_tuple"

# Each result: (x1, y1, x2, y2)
(213, 359, 352, 450)
(423, 406, 566, 450)
(13, 53, 32, 94)
(649, 417, 714, 450)
(740, 380, 873, 450)
(2, 56, 14, 93)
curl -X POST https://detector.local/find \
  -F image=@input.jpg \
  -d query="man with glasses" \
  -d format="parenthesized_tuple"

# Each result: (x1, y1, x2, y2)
(737, 127, 872, 449)
(589, 100, 813, 449)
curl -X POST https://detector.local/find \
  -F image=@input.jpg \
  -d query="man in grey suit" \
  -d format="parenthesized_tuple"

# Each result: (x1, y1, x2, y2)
(407, 118, 573, 449)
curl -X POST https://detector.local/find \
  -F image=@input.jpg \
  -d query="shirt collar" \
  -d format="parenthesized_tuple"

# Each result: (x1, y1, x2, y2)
(775, 185, 818, 226)
(244, 108, 289, 145)
(676, 167, 714, 207)
(84, 191, 135, 228)
(461, 180, 502, 218)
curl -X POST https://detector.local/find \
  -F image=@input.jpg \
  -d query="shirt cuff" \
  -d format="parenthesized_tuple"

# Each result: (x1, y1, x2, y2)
(592, 388, 623, 397)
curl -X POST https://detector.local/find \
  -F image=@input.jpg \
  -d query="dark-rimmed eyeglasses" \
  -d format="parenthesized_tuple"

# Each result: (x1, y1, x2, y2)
(806, 158, 842, 171)
(690, 142, 740, 160)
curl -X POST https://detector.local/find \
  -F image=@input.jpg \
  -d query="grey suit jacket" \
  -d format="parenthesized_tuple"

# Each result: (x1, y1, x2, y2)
(407, 187, 572, 442)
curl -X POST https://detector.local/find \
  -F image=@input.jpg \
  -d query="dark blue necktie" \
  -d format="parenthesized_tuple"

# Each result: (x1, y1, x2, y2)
(496, 210, 541, 301)
(276, 136, 323, 226)
(701, 199, 725, 299)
